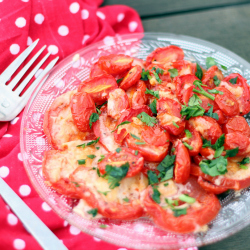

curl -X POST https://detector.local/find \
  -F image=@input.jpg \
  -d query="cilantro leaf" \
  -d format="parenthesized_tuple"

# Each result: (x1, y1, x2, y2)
(87, 208, 98, 217)
(213, 76, 221, 86)
(229, 77, 238, 85)
(147, 170, 159, 185)
(87, 137, 100, 146)
(145, 88, 160, 99)
(78, 159, 86, 165)
(239, 157, 250, 165)
(87, 155, 96, 159)
(206, 57, 217, 69)
(188, 93, 202, 106)
(214, 146, 224, 158)
(157, 155, 176, 181)
(141, 69, 152, 81)
(151, 68, 163, 84)
(168, 68, 178, 78)
(225, 147, 239, 157)
(185, 129, 192, 138)
(195, 63, 203, 80)
(202, 134, 225, 153)
(204, 105, 219, 120)
(173, 208, 187, 217)
(213, 134, 225, 150)
(137, 112, 157, 127)
(156, 68, 164, 75)
(152, 188, 161, 204)
(149, 99, 157, 114)
(112, 121, 131, 132)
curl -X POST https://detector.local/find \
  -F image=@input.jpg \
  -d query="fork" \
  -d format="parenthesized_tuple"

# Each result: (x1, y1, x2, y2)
(0, 39, 59, 121)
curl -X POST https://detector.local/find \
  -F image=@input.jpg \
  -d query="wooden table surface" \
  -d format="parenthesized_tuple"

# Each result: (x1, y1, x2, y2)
(102, 1, 250, 249)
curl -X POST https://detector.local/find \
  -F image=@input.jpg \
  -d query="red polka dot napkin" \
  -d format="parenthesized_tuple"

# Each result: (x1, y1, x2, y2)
(0, 1, 198, 250)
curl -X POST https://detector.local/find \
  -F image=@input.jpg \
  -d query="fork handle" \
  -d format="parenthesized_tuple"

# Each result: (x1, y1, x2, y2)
(0, 178, 68, 250)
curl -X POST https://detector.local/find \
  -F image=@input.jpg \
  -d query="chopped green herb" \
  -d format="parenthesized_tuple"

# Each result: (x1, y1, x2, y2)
(202, 134, 225, 154)
(76, 143, 86, 148)
(116, 148, 122, 153)
(89, 113, 99, 129)
(195, 63, 203, 80)
(179, 194, 196, 204)
(152, 188, 161, 204)
(98, 155, 105, 163)
(95, 101, 107, 114)
(149, 99, 157, 114)
(87, 208, 98, 217)
(147, 170, 159, 185)
(171, 148, 175, 153)
(156, 68, 164, 75)
(204, 105, 219, 120)
(164, 182, 169, 187)
(239, 157, 250, 165)
(141, 69, 152, 81)
(152, 70, 162, 84)
(214, 146, 224, 158)
(135, 141, 146, 145)
(130, 133, 141, 140)
(213, 76, 221, 86)
(185, 129, 192, 139)
(116, 78, 123, 83)
(173, 208, 187, 217)
(78, 159, 86, 165)
(221, 65, 227, 70)
(112, 121, 131, 132)
(239, 165, 248, 169)
(193, 80, 215, 100)
(183, 142, 193, 150)
(87, 137, 100, 146)
(168, 68, 178, 78)
(157, 155, 176, 182)
(100, 224, 108, 229)
(137, 112, 157, 127)
(229, 77, 238, 85)
(206, 57, 217, 69)
(87, 155, 96, 159)
(135, 150, 139, 156)
(71, 181, 80, 187)
(207, 89, 224, 95)
(225, 147, 239, 157)
(98, 190, 110, 196)
(172, 121, 179, 128)
(165, 198, 178, 209)
(145, 88, 160, 99)
(96, 147, 100, 150)
(123, 197, 130, 202)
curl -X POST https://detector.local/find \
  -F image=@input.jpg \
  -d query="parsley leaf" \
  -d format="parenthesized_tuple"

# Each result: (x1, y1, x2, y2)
(112, 121, 131, 132)
(204, 105, 219, 120)
(207, 89, 223, 95)
(116, 148, 122, 153)
(195, 63, 203, 80)
(100, 224, 108, 229)
(141, 69, 152, 81)
(200, 156, 228, 176)
(98, 190, 110, 196)
(152, 188, 161, 204)
(76, 143, 86, 148)
(172, 121, 179, 128)
(185, 129, 192, 138)
(202, 134, 225, 154)
(156, 68, 164, 75)
(135, 150, 139, 155)
(135, 141, 146, 145)
(86, 137, 100, 146)
(130, 133, 141, 140)
(137, 112, 157, 127)
(71, 181, 80, 187)
(87, 208, 98, 217)
(213, 76, 221, 86)
(149, 99, 157, 114)
(179, 194, 196, 204)
(152, 70, 162, 84)
(78, 159, 86, 165)
(225, 147, 239, 157)
(193, 80, 215, 100)
(116, 78, 123, 83)
(145, 88, 160, 99)
(229, 77, 238, 85)
(239, 157, 250, 165)
(168, 68, 178, 78)
(98, 155, 105, 163)
(87, 155, 96, 159)
(206, 57, 217, 69)
(157, 155, 176, 181)
(173, 208, 187, 217)
(123, 197, 129, 202)
(147, 170, 159, 185)
(183, 142, 193, 150)
(221, 65, 227, 70)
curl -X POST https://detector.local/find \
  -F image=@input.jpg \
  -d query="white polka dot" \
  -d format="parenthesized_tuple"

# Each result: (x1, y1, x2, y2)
(117, 13, 125, 22)
(93, 237, 101, 242)
(58, 25, 69, 36)
(42, 202, 51, 212)
(63, 221, 68, 227)
(82, 34, 90, 45)
(117, 248, 128, 250)
(13, 239, 25, 250)
(69, 225, 81, 235)
(35, 69, 43, 78)
(11, 117, 19, 125)
(48, 45, 59, 55)
(36, 137, 45, 145)
(128, 21, 138, 32)
(54, 79, 65, 89)
(134, 224, 145, 233)
(3, 134, 12, 137)
(21, 0, 29, 2)
(96, 11, 105, 20)
(103, 36, 115, 46)
(15, 17, 26, 28)
(0, 0, 3, 2)
(34, 13, 44, 25)
(0, 166, 9, 178)
(19, 185, 31, 196)
(18, 153, 23, 162)
(7, 214, 18, 226)
(69, 2, 80, 14)
(81, 9, 89, 20)
(10, 44, 20, 55)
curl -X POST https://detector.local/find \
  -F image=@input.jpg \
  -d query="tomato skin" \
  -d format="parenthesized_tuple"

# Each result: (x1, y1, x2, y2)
(98, 148, 144, 177)
(119, 65, 142, 90)
(214, 87, 240, 116)
(173, 140, 191, 183)
(223, 73, 250, 115)
(215, 109, 228, 124)
(200, 147, 215, 158)
(107, 88, 130, 120)
(172, 60, 196, 76)
(197, 176, 228, 194)
(142, 161, 159, 176)
(202, 65, 224, 88)
(146, 64, 172, 85)
(157, 97, 185, 135)
(90, 62, 106, 78)
(78, 74, 118, 105)
(224, 132, 250, 156)
(223, 116, 250, 136)
(142, 177, 221, 233)
(131, 80, 148, 107)
(146, 45, 184, 66)
(70, 92, 97, 132)
(188, 116, 222, 144)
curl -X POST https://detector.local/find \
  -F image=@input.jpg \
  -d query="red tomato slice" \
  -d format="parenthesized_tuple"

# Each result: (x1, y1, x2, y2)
(98, 148, 144, 177)
(202, 65, 224, 88)
(214, 109, 228, 124)
(70, 92, 97, 132)
(142, 176, 221, 233)
(223, 73, 250, 115)
(197, 176, 228, 194)
(107, 88, 129, 120)
(188, 116, 222, 144)
(78, 74, 118, 105)
(145, 45, 184, 66)
(223, 116, 250, 136)
(146, 64, 172, 86)
(200, 147, 216, 159)
(214, 87, 240, 117)
(157, 97, 185, 135)
(98, 54, 133, 75)
(172, 60, 196, 76)
(131, 80, 148, 107)
(119, 65, 142, 90)
(173, 140, 191, 183)
(89, 62, 106, 78)
(142, 161, 159, 176)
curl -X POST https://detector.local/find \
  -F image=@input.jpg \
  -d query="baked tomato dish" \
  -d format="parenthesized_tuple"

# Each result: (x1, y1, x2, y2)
(42, 46, 250, 233)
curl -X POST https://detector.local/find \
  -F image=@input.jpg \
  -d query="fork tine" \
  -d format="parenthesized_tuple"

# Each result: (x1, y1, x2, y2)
(15, 51, 51, 95)
(21, 56, 59, 100)
(8, 45, 47, 90)
(0, 39, 39, 85)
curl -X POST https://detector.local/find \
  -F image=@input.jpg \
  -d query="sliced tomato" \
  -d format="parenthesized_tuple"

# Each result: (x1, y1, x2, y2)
(142, 177, 221, 233)
(172, 60, 196, 76)
(78, 74, 118, 105)
(157, 97, 185, 135)
(197, 176, 228, 194)
(188, 116, 222, 144)
(98, 147, 144, 177)
(119, 65, 142, 90)
(132, 57, 145, 69)
(98, 54, 133, 75)
(223, 116, 250, 136)
(214, 109, 228, 124)
(223, 73, 250, 115)
(200, 147, 216, 158)
(173, 140, 191, 183)
(89, 62, 106, 78)
(107, 88, 129, 120)
(202, 65, 224, 88)
(131, 80, 148, 107)
(146, 64, 172, 86)
(146, 45, 184, 66)
(70, 92, 97, 132)
(150, 84, 176, 100)
(214, 87, 240, 116)
(142, 161, 159, 176)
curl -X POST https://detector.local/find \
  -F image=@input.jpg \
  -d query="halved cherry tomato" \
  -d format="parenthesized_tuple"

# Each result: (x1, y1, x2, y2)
(146, 64, 172, 86)
(215, 109, 228, 124)
(188, 116, 222, 144)
(98, 54, 133, 75)
(142, 161, 159, 176)
(172, 60, 196, 76)
(142, 176, 221, 233)
(214, 87, 240, 116)
(107, 88, 129, 120)
(224, 132, 250, 156)
(70, 92, 97, 132)
(146, 45, 184, 66)
(223, 116, 250, 136)
(119, 65, 142, 90)
(200, 147, 216, 158)
(98, 148, 144, 177)
(197, 176, 228, 194)
(223, 73, 250, 115)
(150, 84, 176, 100)
(132, 57, 145, 68)
(131, 80, 148, 107)
(173, 140, 191, 183)
(89, 62, 106, 78)
(157, 97, 185, 135)
(78, 74, 118, 105)
(202, 65, 224, 88)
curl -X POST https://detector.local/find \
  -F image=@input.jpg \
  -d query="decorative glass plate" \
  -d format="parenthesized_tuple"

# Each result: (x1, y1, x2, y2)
(20, 33, 250, 249)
